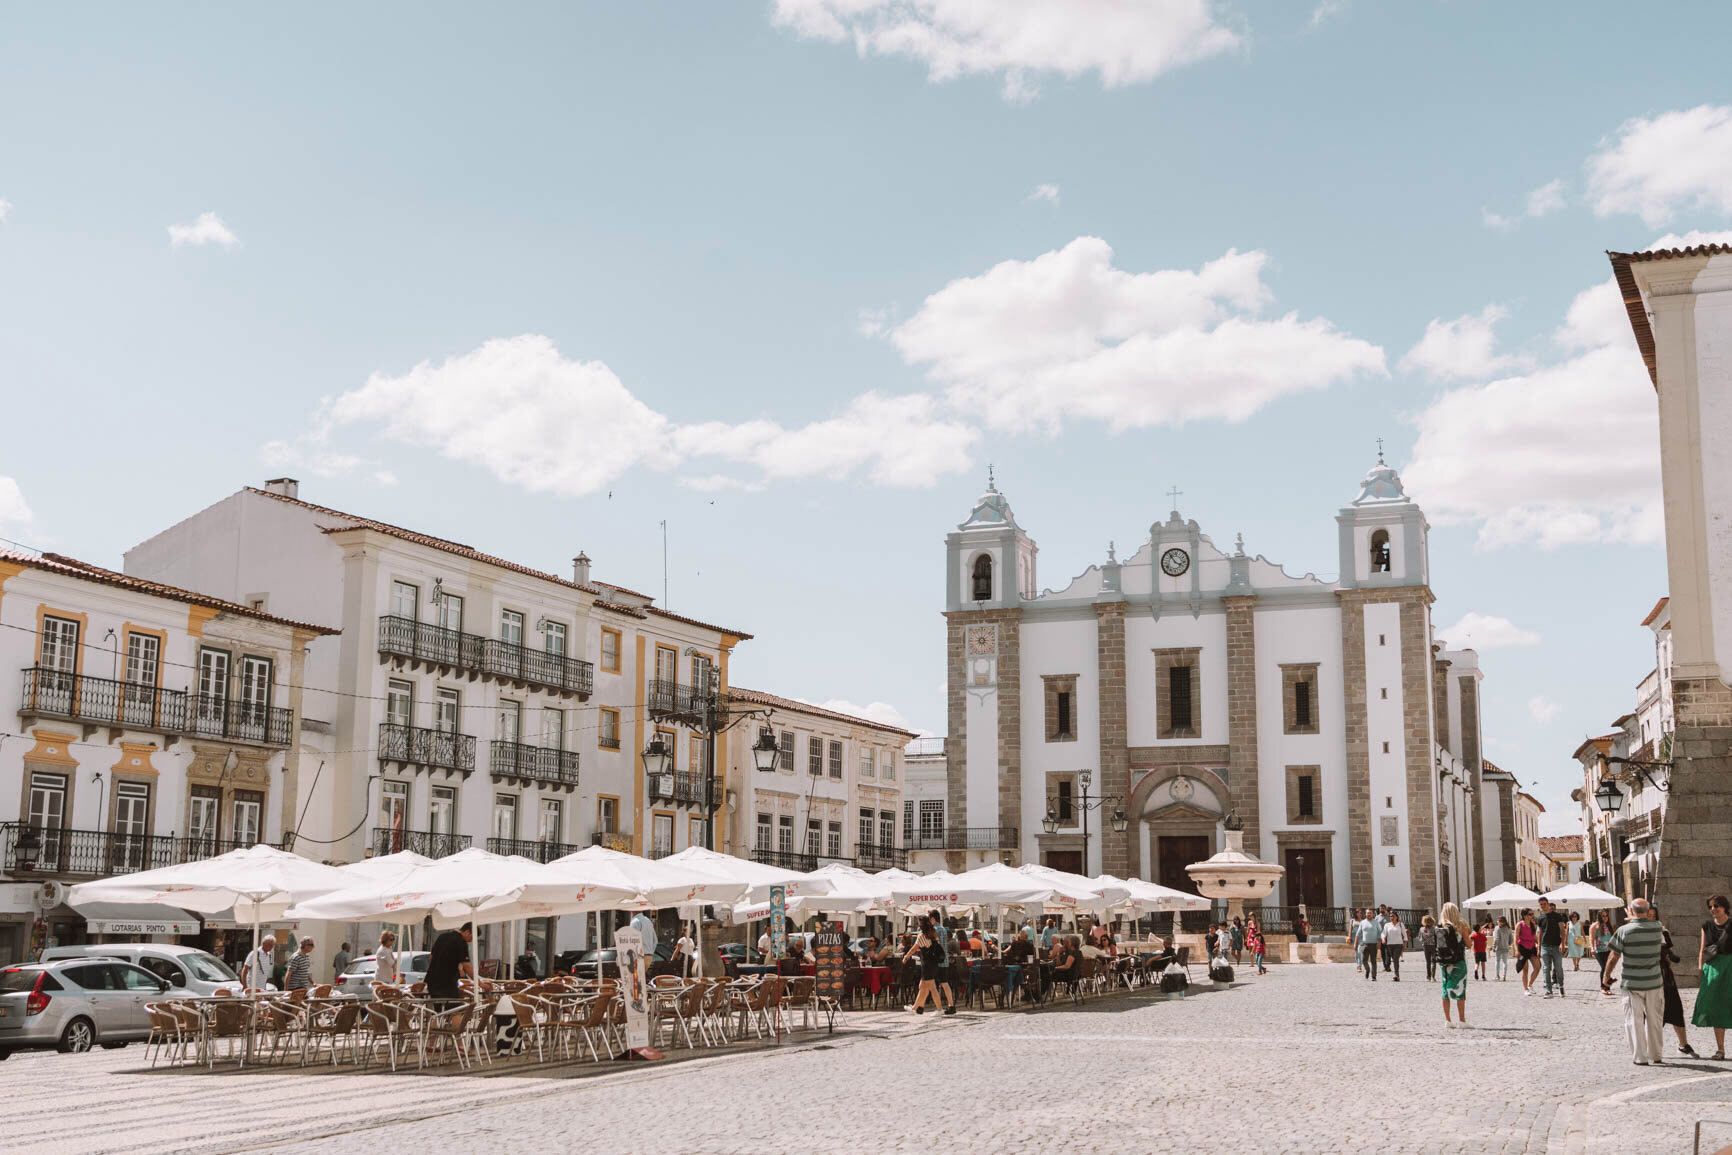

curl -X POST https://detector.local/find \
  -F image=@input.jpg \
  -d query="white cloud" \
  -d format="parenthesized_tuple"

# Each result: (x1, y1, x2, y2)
(1482, 179, 1567, 230)
(1027, 183, 1061, 205)
(1404, 230, 1732, 550)
(1588, 105, 1732, 226)
(677, 474, 767, 494)
(260, 438, 367, 480)
(310, 334, 976, 497)
(1528, 695, 1562, 725)
(770, 0, 1239, 101)
(1399, 304, 1531, 381)
(0, 476, 33, 534)
(168, 211, 240, 249)
(371, 470, 399, 487)
(0, 198, 12, 224)
(856, 306, 893, 337)
(808, 697, 930, 736)
(1436, 612, 1541, 650)
(1310, 0, 1346, 26)
(889, 236, 1385, 434)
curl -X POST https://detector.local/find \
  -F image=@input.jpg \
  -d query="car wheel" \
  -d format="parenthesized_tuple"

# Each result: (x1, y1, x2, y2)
(58, 1017, 95, 1054)
(0, 1049, 11, 1060)
(100, 1041, 129, 1050)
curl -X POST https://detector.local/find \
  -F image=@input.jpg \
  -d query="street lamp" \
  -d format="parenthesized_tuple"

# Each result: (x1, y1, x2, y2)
(640, 735, 673, 778)
(1593, 778, 1625, 814)
(750, 727, 780, 773)
(1043, 768, 1125, 876)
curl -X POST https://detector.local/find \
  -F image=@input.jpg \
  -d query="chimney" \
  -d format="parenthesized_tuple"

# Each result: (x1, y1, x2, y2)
(573, 552, 591, 585)
(263, 477, 300, 499)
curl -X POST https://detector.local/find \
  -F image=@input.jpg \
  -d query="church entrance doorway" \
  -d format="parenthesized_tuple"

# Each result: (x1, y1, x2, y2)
(1043, 850, 1083, 874)
(1282, 849, 1328, 911)
(1156, 835, 1211, 931)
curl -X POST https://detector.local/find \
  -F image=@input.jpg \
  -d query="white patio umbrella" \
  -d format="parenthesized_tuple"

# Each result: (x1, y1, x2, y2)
(1093, 874, 1211, 913)
(889, 861, 1057, 911)
(659, 846, 834, 903)
(67, 844, 354, 986)
(729, 866, 892, 924)
(339, 849, 434, 880)
(1018, 863, 1127, 915)
(1463, 881, 1543, 910)
(1541, 881, 1625, 910)
(546, 845, 751, 977)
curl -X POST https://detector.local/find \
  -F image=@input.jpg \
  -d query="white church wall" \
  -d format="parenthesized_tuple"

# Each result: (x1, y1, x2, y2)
(1364, 601, 1414, 908)
(1019, 616, 1102, 825)
(1123, 610, 1229, 747)
(1251, 603, 1347, 862)
(964, 676, 999, 833)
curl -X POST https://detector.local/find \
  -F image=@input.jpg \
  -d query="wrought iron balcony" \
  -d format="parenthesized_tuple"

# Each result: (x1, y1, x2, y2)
(370, 827, 471, 859)
(489, 740, 579, 790)
(485, 836, 584, 863)
(646, 678, 716, 726)
(378, 616, 593, 698)
(598, 733, 621, 751)
(649, 770, 718, 808)
(189, 695, 294, 747)
(19, 667, 190, 735)
(854, 842, 908, 870)
(480, 639, 593, 697)
(751, 847, 817, 872)
(379, 722, 477, 774)
(1, 822, 281, 877)
(907, 825, 1019, 852)
(590, 829, 633, 853)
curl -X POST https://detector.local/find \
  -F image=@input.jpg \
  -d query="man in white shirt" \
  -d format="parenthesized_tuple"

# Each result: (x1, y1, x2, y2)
(1381, 915, 1409, 982)
(757, 928, 775, 962)
(629, 911, 659, 958)
(242, 935, 276, 990)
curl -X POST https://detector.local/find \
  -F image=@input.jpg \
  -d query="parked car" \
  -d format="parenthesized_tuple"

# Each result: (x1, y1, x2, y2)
(0, 958, 173, 1057)
(335, 951, 431, 999)
(715, 942, 749, 965)
(564, 944, 672, 980)
(39, 944, 244, 997)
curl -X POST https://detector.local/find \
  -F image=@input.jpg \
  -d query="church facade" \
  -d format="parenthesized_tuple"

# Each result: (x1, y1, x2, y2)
(942, 460, 1492, 916)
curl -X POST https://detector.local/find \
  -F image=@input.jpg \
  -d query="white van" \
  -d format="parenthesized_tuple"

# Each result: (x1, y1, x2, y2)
(38, 944, 245, 996)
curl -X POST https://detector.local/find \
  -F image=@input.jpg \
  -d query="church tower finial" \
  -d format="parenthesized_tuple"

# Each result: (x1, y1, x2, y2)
(987, 463, 997, 492)
(1376, 436, 1385, 465)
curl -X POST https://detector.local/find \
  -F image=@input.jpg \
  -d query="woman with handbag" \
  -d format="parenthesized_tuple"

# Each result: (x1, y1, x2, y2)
(1568, 912, 1587, 971)
(1437, 902, 1471, 1027)
(1652, 905, 1698, 1058)
(1693, 894, 1732, 1058)
(1591, 910, 1615, 995)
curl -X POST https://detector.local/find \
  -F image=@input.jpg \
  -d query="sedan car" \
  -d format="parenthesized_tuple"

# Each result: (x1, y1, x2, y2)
(335, 951, 430, 999)
(0, 959, 173, 1057)
(564, 945, 672, 980)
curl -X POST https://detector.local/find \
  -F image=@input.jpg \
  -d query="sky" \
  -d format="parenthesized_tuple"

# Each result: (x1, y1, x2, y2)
(5, 1, 1732, 835)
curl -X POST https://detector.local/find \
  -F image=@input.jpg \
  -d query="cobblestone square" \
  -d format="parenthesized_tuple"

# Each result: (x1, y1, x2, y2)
(10, 964, 1732, 1154)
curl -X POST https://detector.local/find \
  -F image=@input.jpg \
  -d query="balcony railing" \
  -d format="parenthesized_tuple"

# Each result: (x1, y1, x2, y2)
(751, 847, 817, 872)
(855, 842, 908, 870)
(489, 740, 579, 788)
(481, 639, 593, 697)
(189, 695, 294, 747)
(379, 722, 477, 773)
(590, 830, 633, 853)
(371, 827, 471, 859)
(649, 771, 718, 808)
(598, 734, 622, 751)
(20, 669, 292, 747)
(20, 667, 189, 734)
(907, 826, 1019, 852)
(646, 678, 716, 725)
(486, 836, 584, 863)
(1, 822, 281, 877)
(378, 616, 593, 697)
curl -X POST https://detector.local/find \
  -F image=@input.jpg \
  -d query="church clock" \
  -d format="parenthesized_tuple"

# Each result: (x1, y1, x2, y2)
(1160, 547, 1190, 577)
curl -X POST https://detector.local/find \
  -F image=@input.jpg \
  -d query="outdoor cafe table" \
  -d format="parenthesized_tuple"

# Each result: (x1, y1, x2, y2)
(737, 964, 776, 977)
(858, 965, 894, 996)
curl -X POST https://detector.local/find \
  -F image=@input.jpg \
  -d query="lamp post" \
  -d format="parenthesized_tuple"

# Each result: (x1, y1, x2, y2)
(645, 672, 777, 853)
(1041, 768, 1127, 876)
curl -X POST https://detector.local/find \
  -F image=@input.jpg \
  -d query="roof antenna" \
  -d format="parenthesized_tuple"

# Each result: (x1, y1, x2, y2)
(660, 519, 668, 607)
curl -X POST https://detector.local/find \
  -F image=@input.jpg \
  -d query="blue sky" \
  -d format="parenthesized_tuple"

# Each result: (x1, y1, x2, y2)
(5, 1, 1732, 832)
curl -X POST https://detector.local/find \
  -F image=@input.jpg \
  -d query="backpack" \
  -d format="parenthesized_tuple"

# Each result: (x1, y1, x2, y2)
(1436, 926, 1464, 967)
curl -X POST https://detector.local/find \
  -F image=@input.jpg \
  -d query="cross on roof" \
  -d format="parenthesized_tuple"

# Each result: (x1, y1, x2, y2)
(987, 464, 997, 491)
(1376, 436, 1385, 464)
(1167, 485, 1183, 508)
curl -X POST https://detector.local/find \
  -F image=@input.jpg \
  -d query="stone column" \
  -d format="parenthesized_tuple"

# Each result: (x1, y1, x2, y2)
(1096, 602, 1129, 878)
(944, 613, 968, 872)
(1497, 779, 1517, 884)
(1223, 596, 1261, 854)
(1457, 673, 1484, 897)
(1653, 676, 1732, 985)
(996, 611, 1023, 864)
(1338, 592, 1374, 909)
(1399, 596, 1440, 913)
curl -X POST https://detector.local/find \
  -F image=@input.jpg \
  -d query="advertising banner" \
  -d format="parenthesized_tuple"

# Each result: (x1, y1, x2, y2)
(611, 928, 652, 1050)
(769, 884, 787, 959)
(813, 920, 846, 1002)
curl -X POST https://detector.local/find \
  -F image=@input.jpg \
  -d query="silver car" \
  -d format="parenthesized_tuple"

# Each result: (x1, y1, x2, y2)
(335, 951, 430, 999)
(0, 958, 173, 1056)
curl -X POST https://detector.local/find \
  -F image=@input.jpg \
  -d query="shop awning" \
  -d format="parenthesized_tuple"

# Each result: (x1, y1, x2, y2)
(72, 902, 201, 936)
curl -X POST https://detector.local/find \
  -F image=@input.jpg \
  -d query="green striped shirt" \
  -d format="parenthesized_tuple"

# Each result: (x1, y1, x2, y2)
(1610, 919, 1665, 991)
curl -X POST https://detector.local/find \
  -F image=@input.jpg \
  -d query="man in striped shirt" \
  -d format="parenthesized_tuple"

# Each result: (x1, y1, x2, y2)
(1603, 899, 1666, 1065)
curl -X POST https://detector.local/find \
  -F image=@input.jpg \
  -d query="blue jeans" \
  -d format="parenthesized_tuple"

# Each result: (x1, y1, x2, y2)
(1541, 946, 1564, 994)
(1004, 965, 1022, 1001)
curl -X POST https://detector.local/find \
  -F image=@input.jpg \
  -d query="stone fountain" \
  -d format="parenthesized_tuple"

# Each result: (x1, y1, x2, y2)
(1186, 811, 1285, 929)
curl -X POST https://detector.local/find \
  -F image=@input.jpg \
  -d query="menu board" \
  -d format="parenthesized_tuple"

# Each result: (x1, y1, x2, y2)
(813, 921, 846, 1001)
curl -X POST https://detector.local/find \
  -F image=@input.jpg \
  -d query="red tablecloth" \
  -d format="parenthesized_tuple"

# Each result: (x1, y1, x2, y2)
(799, 964, 816, 976)
(860, 966, 895, 994)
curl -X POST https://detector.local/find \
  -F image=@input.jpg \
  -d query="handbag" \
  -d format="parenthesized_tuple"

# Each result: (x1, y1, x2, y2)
(1704, 921, 1732, 964)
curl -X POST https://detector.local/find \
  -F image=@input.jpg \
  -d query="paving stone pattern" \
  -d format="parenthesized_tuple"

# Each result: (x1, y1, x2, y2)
(10, 966, 1732, 1154)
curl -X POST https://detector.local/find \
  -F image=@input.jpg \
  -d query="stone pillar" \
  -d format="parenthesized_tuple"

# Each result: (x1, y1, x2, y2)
(1653, 676, 1732, 985)
(1096, 602, 1129, 878)
(1457, 673, 1484, 897)
(944, 614, 968, 873)
(996, 612, 1023, 864)
(1338, 593, 1373, 909)
(1497, 779, 1517, 884)
(1399, 596, 1440, 913)
(1223, 596, 1261, 854)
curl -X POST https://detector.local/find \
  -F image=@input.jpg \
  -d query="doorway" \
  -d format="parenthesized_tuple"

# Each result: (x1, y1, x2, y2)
(1282, 849, 1328, 909)
(1043, 850, 1083, 874)
(1157, 835, 1211, 931)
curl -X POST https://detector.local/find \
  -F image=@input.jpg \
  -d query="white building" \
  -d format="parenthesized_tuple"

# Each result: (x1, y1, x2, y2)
(720, 688, 910, 873)
(0, 549, 333, 965)
(124, 478, 750, 968)
(1539, 835, 1586, 889)
(942, 458, 1489, 918)
(1514, 790, 1546, 891)
(900, 736, 950, 873)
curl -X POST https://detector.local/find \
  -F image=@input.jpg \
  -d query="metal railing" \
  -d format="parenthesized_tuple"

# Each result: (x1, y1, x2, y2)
(1247, 905, 1347, 935)
(379, 722, 477, 772)
(647, 771, 718, 808)
(751, 848, 817, 872)
(377, 614, 486, 672)
(590, 830, 633, 853)
(646, 678, 716, 724)
(370, 827, 471, 859)
(598, 734, 621, 750)
(907, 826, 1019, 851)
(855, 842, 908, 870)
(485, 836, 583, 863)
(1, 823, 280, 877)
(480, 639, 593, 696)
(20, 669, 293, 746)
(489, 740, 579, 787)
(378, 616, 593, 697)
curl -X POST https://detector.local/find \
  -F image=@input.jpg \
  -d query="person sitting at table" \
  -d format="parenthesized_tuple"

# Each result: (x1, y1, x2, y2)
(1005, 932, 1035, 966)
(1078, 935, 1108, 962)
(1051, 937, 1079, 985)
(757, 926, 775, 963)
(1146, 937, 1177, 973)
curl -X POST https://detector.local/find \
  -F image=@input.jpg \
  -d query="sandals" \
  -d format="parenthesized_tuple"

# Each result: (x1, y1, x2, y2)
(1713, 1050, 1726, 1060)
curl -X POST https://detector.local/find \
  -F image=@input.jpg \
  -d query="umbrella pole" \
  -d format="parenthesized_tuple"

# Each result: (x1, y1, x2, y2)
(695, 913, 704, 979)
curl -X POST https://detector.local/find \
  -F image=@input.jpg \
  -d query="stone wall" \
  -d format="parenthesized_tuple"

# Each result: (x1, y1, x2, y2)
(1654, 675, 1732, 985)
(1096, 602, 1129, 878)
(1224, 596, 1261, 852)
(1399, 596, 1440, 912)
(1338, 594, 1373, 908)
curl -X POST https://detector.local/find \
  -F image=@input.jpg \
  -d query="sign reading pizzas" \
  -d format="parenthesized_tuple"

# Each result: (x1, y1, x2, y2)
(813, 921, 847, 1002)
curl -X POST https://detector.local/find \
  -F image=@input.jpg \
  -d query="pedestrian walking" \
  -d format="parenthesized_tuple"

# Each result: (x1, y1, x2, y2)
(903, 916, 954, 1016)
(1375, 906, 1391, 972)
(1356, 912, 1382, 981)
(1382, 913, 1408, 981)
(285, 937, 315, 991)
(1205, 923, 1221, 963)
(242, 935, 276, 991)
(332, 941, 352, 981)
(1493, 917, 1513, 981)
(1470, 923, 1488, 981)
(1537, 897, 1567, 998)
(1419, 915, 1439, 981)
(1517, 910, 1539, 995)
(374, 930, 399, 985)
(1437, 902, 1470, 1027)
(1653, 905, 1698, 1059)
(1601, 898, 1665, 1065)
(1247, 917, 1267, 975)
(1693, 894, 1732, 1059)
(1591, 910, 1615, 995)
(1568, 912, 1587, 971)
(1230, 917, 1245, 966)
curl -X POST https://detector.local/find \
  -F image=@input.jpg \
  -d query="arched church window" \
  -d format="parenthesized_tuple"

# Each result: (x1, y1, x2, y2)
(1370, 529, 1391, 574)
(971, 554, 993, 602)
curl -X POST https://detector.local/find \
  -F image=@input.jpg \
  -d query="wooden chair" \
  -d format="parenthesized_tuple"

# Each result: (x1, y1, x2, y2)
(508, 994, 550, 1061)
(143, 1003, 182, 1067)
(200, 999, 253, 1069)
(782, 976, 816, 1031)
(253, 1001, 305, 1065)
(302, 1000, 361, 1066)
(419, 1004, 476, 1070)
(360, 1001, 415, 1071)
